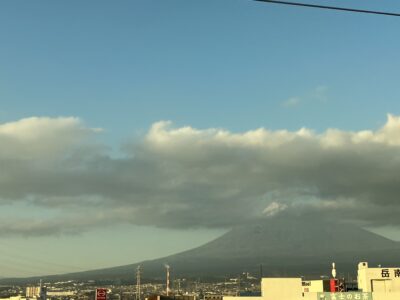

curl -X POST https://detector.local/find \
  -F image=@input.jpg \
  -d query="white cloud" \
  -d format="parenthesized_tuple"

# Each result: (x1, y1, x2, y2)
(281, 85, 329, 108)
(0, 117, 101, 160)
(312, 85, 329, 102)
(282, 97, 300, 108)
(263, 202, 288, 216)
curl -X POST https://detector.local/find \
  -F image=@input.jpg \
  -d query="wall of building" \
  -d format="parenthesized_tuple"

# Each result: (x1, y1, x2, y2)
(223, 296, 263, 300)
(261, 278, 302, 300)
(204, 295, 223, 300)
(302, 292, 317, 300)
(369, 293, 400, 300)
(0, 297, 24, 300)
(357, 262, 400, 293)
(302, 280, 324, 293)
(26, 288, 41, 298)
(46, 291, 75, 297)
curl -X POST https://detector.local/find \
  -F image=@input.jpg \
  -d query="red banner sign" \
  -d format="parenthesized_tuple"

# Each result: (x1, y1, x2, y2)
(330, 279, 337, 292)
(96, 289, 107, 300)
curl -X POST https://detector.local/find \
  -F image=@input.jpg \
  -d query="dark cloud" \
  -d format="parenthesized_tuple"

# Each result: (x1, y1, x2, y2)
(1, 116, 400, 236)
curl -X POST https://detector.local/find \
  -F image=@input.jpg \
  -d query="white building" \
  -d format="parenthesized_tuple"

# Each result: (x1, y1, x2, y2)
(302, 280, 327, 293)
(223, 262, 400, 300)
(26, 286, 46, 300)
(0, 285, 47, 300)
(224, 278, 303, 300)
(357, 262, 400, 293)
(46, 291, 75, 297)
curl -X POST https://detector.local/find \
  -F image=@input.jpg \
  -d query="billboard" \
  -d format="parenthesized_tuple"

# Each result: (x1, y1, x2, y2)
(96, 289, 107, 300)
(317, 292, 372, 300)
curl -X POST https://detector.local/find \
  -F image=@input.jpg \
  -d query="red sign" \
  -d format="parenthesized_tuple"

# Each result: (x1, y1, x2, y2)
(96, 289, 107, 300)
(329, 279, 337, 292)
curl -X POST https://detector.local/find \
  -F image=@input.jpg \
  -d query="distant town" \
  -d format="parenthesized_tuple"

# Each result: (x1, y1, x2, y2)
(0, 271, 261, 300)
(1, 262, 399, 300)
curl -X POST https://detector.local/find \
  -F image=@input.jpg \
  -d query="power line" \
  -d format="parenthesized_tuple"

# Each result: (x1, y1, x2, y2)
(253, 0, 400, 17)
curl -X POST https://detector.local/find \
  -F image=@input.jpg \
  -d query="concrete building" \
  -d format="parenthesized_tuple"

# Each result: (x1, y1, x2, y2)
(357, 262, 400, 293)
(46, 291, 75, 297)
(262, 278, 302, 300)
(204, 296, 223, 300)
(26, 286, 46, 300)
(0, 297, 25, 300)
(224, 278, 302, 300)
(0, 285, 48, 300)
(146, 295, 196, 300)
(302, 280, 330, 293)
(223, 262, 400, 300)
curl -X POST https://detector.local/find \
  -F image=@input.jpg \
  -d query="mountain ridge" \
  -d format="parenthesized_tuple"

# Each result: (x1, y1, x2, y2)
(2, 216, 399, 283)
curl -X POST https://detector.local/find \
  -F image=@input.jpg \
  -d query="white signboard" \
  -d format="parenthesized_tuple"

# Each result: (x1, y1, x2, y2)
(317, 292, 372, 300)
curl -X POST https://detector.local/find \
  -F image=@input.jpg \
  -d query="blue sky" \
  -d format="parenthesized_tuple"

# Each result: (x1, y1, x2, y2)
(2, 0, 400, 135)
(1, 0, 400, 277)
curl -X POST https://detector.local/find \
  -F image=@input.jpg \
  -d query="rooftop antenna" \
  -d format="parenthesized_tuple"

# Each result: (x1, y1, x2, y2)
(332, 262, 337, 279)
(136, 265, 141, 300)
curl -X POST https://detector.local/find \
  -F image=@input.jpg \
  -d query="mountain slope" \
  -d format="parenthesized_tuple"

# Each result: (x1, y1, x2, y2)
(177, 216, 398, 258)
(2, 216, 400, 283)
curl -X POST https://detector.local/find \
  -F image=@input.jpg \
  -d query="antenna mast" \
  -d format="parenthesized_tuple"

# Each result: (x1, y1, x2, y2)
(136, 265, 141, 300)
(165, 264, 170, 296)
